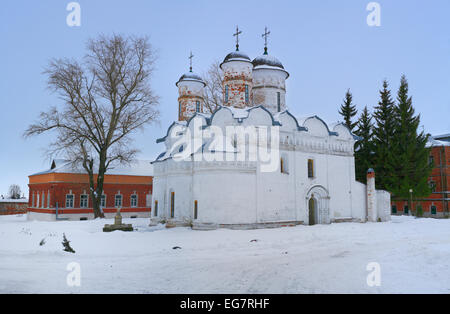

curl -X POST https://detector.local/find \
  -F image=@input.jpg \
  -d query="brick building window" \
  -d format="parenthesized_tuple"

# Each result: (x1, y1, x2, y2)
(428, 155, 434, 166)
(80, 195, 88, 208)
(115, 194, 123, 208)
(36, 193, 40, 208)
(100, 195, 106, 208)
(404, 205, 409, 214)
(429, 181, 437, 193)
(131, 194, 138, 207)
(431, 205, 437, 215)
(392, 205, 397, 214)
(32, 192, 35, 207)
(47, 191, 50, 208)
(66, 194, 74, 208)
(41, 192, 45, 208)
(308, 159, 315, 178)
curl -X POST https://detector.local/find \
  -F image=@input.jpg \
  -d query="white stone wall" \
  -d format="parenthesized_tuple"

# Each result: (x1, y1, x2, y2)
(151, 106, 390, 229)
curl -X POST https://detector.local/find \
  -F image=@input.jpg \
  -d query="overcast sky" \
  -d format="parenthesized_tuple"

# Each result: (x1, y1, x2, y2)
(0, 0, 449, 197)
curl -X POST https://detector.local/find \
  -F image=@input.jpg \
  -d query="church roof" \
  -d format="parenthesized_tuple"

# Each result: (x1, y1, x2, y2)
(252, 54, 285, 69)
(30, 160, 154, 177)
(176, 71, 205, 87)
(221, 51, 251, 65)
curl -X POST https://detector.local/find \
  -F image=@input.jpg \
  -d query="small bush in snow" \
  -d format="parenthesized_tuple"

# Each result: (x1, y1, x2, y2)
(62, 233, 75, 253)
(39, 238, 46, 246)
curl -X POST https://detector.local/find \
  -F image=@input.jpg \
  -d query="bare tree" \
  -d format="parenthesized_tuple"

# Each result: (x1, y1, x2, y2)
(8, 185, 21, 199)
(25, 34, 159, 218)
(202, 61, 224, 113)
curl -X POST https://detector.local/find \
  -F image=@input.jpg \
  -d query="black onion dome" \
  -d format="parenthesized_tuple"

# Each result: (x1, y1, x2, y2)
(221, 51, 251, 65)
(252, 54, 285, 69)
(176, 71, 205, 87)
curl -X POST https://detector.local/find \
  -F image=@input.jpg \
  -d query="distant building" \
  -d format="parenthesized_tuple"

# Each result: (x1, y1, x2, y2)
(0, 198, 28, 215)
(391, 134, 449, 217)
(27, 160, 153, 221)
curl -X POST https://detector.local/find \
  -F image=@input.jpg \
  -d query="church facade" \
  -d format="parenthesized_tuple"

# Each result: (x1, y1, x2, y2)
(151, 30, 391, 230)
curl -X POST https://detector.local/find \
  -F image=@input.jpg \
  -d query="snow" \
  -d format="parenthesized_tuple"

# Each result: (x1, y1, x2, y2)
(0, 215, 449, 293)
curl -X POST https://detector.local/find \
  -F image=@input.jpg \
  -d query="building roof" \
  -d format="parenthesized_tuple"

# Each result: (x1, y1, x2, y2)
(252, 54, 285, 70)
(176, 71, 206, 87)
(30, 160, 154, 177)
(426, 134, 450, 147)
(220, 51, 252, 69)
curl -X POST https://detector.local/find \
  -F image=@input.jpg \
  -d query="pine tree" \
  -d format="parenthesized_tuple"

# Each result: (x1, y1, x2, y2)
(354, 106, 374, 183)
(372, 80, 396, 191)
(338, 89, 358, 132)
(390, 75, 431, 198)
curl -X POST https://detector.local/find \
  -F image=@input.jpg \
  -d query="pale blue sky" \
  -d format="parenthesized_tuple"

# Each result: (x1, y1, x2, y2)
(0, 0, 449, 197)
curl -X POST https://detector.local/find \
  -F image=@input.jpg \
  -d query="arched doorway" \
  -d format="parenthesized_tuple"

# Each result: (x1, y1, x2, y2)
(306, 185, 330, 225)
(308, 197, 317, 225)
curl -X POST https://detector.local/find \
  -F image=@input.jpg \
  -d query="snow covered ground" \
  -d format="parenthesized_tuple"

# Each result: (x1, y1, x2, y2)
(0, 215, 449, 294)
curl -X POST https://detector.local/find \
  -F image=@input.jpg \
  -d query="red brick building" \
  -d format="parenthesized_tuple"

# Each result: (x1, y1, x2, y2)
(28, 160, 153, 221)
(391, 134, 449, 217)
(0, 199, 28, 215)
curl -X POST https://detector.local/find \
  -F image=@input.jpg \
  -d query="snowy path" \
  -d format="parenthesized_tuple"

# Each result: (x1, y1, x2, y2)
(0, 215, 449, 293)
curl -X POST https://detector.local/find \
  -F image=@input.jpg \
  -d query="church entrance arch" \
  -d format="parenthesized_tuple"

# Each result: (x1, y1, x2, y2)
(306, 185, 330, 225)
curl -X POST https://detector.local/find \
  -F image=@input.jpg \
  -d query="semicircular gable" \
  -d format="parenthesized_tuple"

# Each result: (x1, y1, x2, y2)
(244, 106, 275, 126)
(333, 123, 354, 140)
(277, 111, 301, 131)
(210, 106, 235, 127)
(303, 116, 330, 137)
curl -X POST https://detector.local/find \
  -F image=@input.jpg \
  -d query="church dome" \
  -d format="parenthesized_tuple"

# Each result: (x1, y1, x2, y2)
(252, 54, 285, 70)
(176, 71, 206, 87)
(221, 51, 251, 66)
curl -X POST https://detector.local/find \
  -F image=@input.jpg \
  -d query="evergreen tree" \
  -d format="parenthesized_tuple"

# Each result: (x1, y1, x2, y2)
(354, 106, 374, 183)
(338, 89, 358, 132)
(390, 75, 431, 198)
(372, 80, 396, 190)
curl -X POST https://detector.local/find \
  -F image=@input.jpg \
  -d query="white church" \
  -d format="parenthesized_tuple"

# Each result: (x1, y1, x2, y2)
(150, 28, 391, 230)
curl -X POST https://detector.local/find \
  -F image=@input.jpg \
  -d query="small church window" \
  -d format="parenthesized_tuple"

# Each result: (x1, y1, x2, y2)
(154, 200, 158, 217)
(170, 192, 175, 218)
(245, 85, 249, 104)
(280, 156, 288, 174)
(194, 200, 198, 220)
(179, 102, 182, 119)
(308, 159, 315, 178)
(277, 92, 281, 112)
(225, 86, 229, 103)
(196, 101, 200, 112)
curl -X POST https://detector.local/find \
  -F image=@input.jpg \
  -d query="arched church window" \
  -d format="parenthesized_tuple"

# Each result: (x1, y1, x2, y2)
(245, 85, 249, 104)
(170, 192, 175, 218)
(277, 92, 281, 112)
(194, 200, 198, 220)
(225, 86, 229, 103)
(196, 101, 200, 112)
(308, 159, 315, 178)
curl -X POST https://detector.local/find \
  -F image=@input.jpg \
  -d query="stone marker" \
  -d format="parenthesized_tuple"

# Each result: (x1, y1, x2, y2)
(103, 207, 133, 232)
